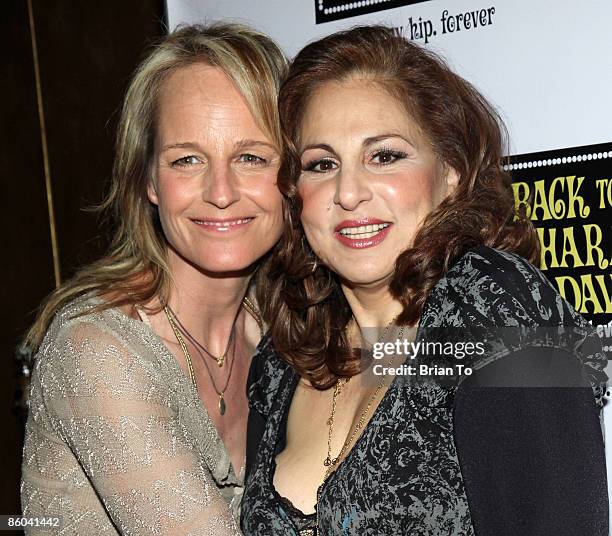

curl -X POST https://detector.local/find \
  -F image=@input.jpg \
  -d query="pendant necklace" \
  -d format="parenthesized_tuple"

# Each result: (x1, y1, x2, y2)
(166, 304, 234, 367)
(322, 320, 405, 474)
(314, 319, 405, 534)
(164, 306, 237, 415)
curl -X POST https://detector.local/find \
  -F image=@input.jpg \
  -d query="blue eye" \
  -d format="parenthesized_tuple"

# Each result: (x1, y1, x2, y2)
(371, 149, 407, 165)
(303, 158, 337, 173)
(239, 154, 267, 165)
(171, 155, 201, 167)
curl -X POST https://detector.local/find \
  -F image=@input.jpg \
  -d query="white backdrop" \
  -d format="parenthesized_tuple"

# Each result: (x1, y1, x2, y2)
(167, 0, 612, 528)
(167, 0, 612, 157)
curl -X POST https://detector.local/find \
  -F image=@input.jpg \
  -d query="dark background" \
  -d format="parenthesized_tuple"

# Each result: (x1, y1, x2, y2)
(2, 0, 166, 518)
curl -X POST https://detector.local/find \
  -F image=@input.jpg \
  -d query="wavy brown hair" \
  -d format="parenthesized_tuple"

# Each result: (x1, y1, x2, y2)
(261, 25, 539, 389)
(26, 23, 286, 351)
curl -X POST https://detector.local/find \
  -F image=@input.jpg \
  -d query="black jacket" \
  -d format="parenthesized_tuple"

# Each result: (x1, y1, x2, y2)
(244, 247, 608, 535)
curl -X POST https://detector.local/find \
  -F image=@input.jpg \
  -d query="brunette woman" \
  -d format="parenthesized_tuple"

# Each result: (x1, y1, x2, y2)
(242, 26, 608, 535)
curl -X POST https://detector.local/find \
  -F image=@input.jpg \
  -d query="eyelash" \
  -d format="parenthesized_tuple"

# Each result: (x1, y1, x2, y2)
(170, 155, 200, 168)
(303, 158, 337, 173)
(238, 154, 267, 166)
(169, 154, 268, 168)
(370, 148, 408, 165)
(302, 148, 408, 173)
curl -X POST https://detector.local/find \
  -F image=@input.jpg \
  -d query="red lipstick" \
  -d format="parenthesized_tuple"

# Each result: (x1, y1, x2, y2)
(334, 218, 392, 249)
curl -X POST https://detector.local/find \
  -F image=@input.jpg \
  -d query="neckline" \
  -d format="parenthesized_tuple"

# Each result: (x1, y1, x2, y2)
(267, 285, 436, 515)
(266, 371, 317, 522)
(268, 336, 420, 517)
(87, 294, 267, 484)
(270, 457, 317, 521)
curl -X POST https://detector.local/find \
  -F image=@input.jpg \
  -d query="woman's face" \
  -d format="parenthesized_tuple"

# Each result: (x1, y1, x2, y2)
(298, 79, 458, 288)
(149, 63, 283, 274)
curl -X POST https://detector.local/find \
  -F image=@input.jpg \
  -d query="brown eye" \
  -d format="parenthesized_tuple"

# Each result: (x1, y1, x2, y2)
(371, 150, 407, 165)
(304, 158, 337, 173)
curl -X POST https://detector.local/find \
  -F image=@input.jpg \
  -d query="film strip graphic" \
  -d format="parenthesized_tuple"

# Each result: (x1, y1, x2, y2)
(505, 142, 612, 173)
(507, 141, 612, 337)
(315, 0, 431, 24)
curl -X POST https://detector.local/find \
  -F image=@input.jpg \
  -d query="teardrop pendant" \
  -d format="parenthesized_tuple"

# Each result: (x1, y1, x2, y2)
(218, 394, 226, 415)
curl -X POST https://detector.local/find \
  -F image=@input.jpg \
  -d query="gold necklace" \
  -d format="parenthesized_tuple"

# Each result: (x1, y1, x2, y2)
(322, 322, 405, 478)
(164, 306, 197, 385)
(166, 295, 263, 367)
(166, 304, 235, 367)
(162, 297, 263, 414)
(314, 321, 405, 533)
(164, 306, 237, 415)
(242, 295, 264, 337)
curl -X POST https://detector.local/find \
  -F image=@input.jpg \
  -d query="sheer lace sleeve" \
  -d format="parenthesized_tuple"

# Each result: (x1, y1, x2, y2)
(26, 314, 239, 535)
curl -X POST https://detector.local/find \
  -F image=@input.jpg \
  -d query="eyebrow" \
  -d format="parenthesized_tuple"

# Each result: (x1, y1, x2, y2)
(160, 139, 276, 153)
(300, 133, 414, 156)
(300, 142, 335, 154)
(363, 133, 411, 146)
(234, 139, 277, 151)
(160, 141, 201, 152)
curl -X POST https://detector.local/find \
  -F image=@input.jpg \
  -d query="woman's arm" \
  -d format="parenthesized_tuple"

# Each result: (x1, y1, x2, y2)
(453, 346, 608, 536)
(34, 319, 240, 535)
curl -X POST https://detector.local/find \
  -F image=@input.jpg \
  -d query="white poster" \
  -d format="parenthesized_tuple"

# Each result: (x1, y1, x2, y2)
(167, 0, 612, 157)
(167, 0, 612, 529)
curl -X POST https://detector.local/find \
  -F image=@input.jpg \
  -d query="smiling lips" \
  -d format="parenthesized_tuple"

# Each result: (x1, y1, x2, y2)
(334, 218, 392, 248)
(192, 217, 254, 232)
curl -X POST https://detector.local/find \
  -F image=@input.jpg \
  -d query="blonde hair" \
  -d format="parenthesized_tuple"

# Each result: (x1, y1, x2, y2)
(26, 23, 287, 350)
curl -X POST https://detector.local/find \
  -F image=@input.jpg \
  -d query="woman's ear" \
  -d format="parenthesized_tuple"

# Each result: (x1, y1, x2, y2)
(147, 179, 159, 206)
(445, 166, 460, 196)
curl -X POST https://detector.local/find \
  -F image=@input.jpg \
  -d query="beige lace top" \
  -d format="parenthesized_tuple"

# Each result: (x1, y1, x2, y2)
(21, 296, 242, 535)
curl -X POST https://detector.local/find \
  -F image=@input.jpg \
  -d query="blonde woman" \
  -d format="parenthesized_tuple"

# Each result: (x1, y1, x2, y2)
(21, 24, 286, 534)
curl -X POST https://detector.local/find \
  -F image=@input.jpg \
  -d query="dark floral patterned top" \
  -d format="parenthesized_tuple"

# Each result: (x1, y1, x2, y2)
(241, 247, 608, 536)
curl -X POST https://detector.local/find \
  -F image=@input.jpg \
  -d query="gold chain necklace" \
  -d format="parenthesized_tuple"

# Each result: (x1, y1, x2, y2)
(166, 296, 263, 368)
(164, 306, 237, 415)
(322, 321, 405, 478)
(164, 305, 198, 386)
(162, 297, 262, 416)
(242, 296, 264, 337)
(166, 304, 235, 367)
(313, 321, 405, 534)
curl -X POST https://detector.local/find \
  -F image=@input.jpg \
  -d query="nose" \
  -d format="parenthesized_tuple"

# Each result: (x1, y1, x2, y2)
(333, 167, 373, 211)
(201, 162, 240, 209)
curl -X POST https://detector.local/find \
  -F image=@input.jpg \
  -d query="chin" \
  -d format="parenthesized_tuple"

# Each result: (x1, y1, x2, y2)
(173, 242, 267, 276)
(333, 264, 394, 288)
(196, 253, 263, 275)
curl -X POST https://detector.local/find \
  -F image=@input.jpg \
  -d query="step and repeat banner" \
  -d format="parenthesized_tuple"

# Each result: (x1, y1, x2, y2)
(167, 0, 612, 515)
